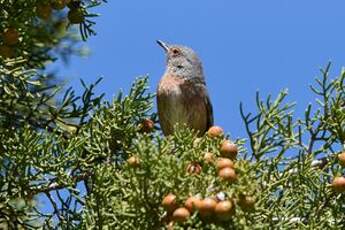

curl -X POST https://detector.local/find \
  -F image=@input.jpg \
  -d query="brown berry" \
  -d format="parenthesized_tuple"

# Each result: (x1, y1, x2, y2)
(238, 195, 255, 211)
(0, 45, 14, 58)
(51, 0, 70, 10)
(140, 118, 154, 133)
(198, 198, 217, 216)
(127, 156, 140, 167)
(331, 176, 345, 192)
(338, 152, 345, 167)
(216, 158, 234, 170)
(3, 28, 19, 46)
(184, 196, 201, 213)
(186, 162, 202, 175)
(37, 4, 52, 20)
(207, 126, 224, 138)
(172, 207, 190, 222)
(162, 194, 177, 211)
(215, 200, 235, 221)
(218, 167, 237, 182)
(220, 140, 238, 159)
(68, 8, 84, 24)
(203, 152, 215, 163)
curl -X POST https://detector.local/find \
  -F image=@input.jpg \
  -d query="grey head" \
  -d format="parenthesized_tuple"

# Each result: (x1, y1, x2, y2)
(157, 40, 205, 82)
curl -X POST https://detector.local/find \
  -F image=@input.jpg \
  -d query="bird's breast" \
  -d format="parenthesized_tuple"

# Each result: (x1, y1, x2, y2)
(157, 74, 184, 96)
(157, 75, 186, 123)
(157, 74, 208, 135)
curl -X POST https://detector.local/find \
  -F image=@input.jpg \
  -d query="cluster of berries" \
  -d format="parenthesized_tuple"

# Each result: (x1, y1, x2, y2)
(331, 152, 345, 192)
(0, 0, 85, 59)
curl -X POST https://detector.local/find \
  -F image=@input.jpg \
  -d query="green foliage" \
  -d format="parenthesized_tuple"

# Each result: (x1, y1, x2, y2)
(2, 69, 344, 229)
(81, 128, 255, 229)
(0, 75, 156, 228)
(238, 65, 345, 229)
(78, 66, 344, 229)
(1, 0, 105, 68)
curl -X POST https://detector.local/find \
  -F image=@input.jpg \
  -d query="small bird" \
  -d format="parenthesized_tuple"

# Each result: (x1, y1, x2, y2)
(156, 40, 213, 136)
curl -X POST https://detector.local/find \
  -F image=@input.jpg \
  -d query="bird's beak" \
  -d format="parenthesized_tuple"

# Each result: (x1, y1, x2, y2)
(156, 40, 169, 52)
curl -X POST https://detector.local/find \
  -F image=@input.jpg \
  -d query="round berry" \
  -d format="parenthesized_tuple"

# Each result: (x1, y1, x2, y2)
(218, 167, 237, 182)
(162, 193, 177, 211)
(338, 152, 345, 167)
(172, 207, 190, 222)
(215, 200, 235, 221)
(220, 140, 238, 159)
(198, 198, 217, 217)
(207, 126, 224, 138)
(3, 28, 19, 46)
(184, 196, 201, 213)
(140, 118, 154, 133)
(216, 158, 234, 170)
(331, 176, 345, 192)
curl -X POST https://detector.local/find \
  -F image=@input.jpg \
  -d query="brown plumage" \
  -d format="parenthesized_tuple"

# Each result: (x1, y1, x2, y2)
(156, 40, 213, 136)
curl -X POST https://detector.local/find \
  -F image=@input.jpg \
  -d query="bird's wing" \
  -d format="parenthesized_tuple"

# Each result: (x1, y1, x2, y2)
(190, 77, 214, 129)
(189, 80, 214, 131)
(204, 87, 214, 129)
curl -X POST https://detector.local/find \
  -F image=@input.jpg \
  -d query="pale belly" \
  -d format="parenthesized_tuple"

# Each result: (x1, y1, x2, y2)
(157, 80, 207, 136)
(162, 88, 191, 126)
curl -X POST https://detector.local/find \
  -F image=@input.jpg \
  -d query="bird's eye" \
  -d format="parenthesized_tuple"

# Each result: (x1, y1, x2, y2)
(171, 48, 180, 55)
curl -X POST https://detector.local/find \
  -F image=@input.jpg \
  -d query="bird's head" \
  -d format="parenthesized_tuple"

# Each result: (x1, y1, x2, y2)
(157, 40, 204, 79)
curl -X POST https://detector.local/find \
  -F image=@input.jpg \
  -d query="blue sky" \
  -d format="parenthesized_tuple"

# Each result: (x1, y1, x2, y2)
(54, 0, 345, 138)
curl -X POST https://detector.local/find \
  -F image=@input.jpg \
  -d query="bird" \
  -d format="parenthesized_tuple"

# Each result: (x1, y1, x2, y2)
(156, 40, 213, 136)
